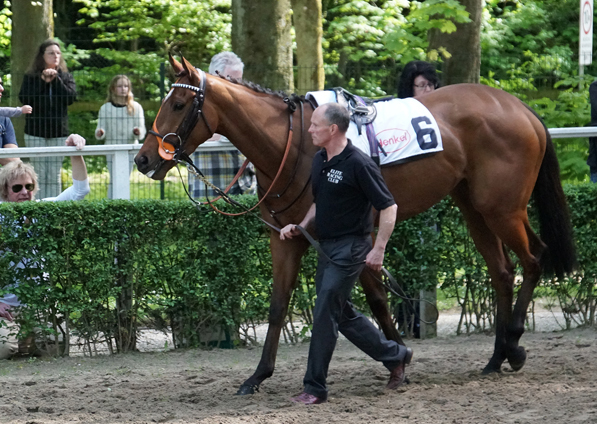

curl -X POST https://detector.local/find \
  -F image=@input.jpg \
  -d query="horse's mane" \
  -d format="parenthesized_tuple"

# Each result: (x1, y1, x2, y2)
(174, 69, 304, 104)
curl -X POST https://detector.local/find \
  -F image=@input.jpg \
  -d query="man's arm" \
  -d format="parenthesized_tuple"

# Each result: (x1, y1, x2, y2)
(0, 302, 13, 322)
(66, 134, 88, 181)
(279, 203, 316, 240)
(365, 204, 397, 272)
(0, 144, 18, 165)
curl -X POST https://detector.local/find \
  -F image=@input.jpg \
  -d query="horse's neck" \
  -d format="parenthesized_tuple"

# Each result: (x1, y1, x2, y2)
(212, 87, 306, 180)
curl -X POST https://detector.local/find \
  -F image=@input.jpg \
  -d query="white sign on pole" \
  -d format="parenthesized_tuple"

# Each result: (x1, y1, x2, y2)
(580, 0, 594, 65)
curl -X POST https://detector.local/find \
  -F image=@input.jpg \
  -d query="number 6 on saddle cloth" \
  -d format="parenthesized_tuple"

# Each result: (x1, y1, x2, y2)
(306, 88, 443, 166)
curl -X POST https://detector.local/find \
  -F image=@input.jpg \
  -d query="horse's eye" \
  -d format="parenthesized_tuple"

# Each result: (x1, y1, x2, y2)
(173, 102, 185, 111)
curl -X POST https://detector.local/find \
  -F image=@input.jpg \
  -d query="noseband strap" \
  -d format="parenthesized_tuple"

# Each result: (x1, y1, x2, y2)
(149, 69, 213, 161)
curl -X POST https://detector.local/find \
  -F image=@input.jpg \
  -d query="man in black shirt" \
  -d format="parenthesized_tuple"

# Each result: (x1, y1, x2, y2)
(280, 103, 413, 405)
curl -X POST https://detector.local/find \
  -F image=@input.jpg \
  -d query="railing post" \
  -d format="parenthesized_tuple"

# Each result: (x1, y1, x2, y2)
(112, 150, 131, 200)
(159, 61, 166, 200)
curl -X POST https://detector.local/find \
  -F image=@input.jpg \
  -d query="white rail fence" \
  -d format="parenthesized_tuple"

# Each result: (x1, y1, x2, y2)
(0, 127, 594, 200)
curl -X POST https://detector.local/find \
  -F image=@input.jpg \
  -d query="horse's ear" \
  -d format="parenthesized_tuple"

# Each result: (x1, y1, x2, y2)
(181, 56, 200, 84)
(169, 53, 184, 75)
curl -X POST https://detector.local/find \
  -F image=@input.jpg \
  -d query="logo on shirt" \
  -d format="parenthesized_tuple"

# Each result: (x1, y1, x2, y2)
(327, 169, 343, 184)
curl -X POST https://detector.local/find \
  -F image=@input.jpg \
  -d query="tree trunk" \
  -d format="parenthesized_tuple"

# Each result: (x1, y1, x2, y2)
(291, 0, 324, 94)
(11, 0, 54, 145)
(428, 0, 482, 85)
(231, 0, 294, 93)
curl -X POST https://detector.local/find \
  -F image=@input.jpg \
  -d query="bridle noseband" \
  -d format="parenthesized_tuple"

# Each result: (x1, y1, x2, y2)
(149, 69, 213, 162)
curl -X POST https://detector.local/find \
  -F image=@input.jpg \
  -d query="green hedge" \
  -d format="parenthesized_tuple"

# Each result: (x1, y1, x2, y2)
(1, 184, 596, 356)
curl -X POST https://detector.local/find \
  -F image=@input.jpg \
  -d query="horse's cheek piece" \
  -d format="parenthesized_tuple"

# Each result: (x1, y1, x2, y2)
(158, 140, 175, 161)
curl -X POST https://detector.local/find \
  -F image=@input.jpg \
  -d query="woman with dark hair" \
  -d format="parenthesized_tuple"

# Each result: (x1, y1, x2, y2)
(397, 60, 440, 99)
(19, 39, 77, 198)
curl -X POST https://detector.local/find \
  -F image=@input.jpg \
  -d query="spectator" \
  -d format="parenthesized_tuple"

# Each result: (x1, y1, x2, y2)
(19, 39, 77, 199)
(95, 75, 146, 198)
(588, 81, 597, 183)
(0, 76, 22, 166)
(397, 60, 440, 99)
(188, 51, 256, 198)
(0, 134, 90, 359)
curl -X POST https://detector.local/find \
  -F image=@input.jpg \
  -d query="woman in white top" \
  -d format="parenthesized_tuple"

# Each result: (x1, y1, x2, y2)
(95, 75, 146, 198)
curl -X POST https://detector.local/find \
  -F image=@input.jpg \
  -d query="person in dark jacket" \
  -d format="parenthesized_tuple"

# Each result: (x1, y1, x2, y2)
(19, 39, 76, 198)
(397, 60, 440, 99)
(588, 81, 597, 183)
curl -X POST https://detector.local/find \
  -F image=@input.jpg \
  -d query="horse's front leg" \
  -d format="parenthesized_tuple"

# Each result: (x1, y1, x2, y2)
(359, 269, 404, 345)
(237, 234, 309, 395)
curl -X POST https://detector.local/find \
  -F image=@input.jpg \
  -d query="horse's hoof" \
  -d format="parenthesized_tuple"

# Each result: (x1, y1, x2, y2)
(236, 384, 258, 395)
(481, 364, 502, 375)
(507, 346, 527, 371)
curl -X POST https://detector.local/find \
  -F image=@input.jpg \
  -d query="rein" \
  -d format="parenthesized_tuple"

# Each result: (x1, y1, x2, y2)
(293, 225, 438, 326)
(148, 69, 299, 216)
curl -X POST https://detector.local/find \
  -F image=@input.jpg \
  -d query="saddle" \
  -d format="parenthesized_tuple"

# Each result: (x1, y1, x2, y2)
(332, 87, 384, 164)
(332, 87, 377, 136)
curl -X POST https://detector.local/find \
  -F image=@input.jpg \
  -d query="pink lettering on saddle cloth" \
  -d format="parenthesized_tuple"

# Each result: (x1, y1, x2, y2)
(305, 92, 443, 166)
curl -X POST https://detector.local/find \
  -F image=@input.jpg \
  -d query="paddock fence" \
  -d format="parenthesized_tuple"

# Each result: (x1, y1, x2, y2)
(0, 126, 594, 200)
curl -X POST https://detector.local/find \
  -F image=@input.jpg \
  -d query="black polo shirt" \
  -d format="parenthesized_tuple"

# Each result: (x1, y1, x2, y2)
(312, 140, 396, 240)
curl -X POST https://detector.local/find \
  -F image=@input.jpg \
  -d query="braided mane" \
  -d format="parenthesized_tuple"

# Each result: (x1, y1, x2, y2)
(214, 72, 304, 103)
(174, 69, 303, 103)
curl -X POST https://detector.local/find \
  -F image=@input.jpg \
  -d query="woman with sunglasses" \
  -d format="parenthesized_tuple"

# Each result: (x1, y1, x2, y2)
(397, 60, 440, 99)
(0, 134, 89, 203)
(0, 134, 88, 359)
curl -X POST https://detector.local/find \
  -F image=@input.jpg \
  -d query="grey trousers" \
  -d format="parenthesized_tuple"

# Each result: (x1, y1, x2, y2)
(303, 236, 407, 400)
(25, 135, 64, 199)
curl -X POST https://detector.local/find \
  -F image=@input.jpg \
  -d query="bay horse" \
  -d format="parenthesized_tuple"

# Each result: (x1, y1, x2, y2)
(135, 56, 576, 395)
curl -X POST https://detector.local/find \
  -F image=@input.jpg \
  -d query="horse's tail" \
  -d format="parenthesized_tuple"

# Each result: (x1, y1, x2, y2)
(529, 107, 577, 277)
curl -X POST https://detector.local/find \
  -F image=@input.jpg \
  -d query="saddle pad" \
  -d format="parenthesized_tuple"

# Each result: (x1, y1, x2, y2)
(306, 91, 443, 165)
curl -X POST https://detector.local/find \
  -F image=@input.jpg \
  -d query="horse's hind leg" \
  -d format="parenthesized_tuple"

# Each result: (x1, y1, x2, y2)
(359, 269, 404, 345)
(451, 186, 516, 374)
(484, 217, 545, 371)
(237, 234, 309, 395)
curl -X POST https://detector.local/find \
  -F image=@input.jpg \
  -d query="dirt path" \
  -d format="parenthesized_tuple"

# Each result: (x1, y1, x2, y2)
(1, 327, 596, 424)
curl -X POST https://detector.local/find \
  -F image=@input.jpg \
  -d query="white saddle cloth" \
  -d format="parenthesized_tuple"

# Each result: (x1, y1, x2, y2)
(306, 91, 443, 165)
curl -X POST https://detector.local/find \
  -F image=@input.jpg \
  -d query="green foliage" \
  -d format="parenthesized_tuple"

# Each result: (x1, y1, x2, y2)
(384, 0, 470, 63)
(74, 0, 231, 68)
(2, 185, 595, 355)
(525, 78, 592, 182)
(322, 0, 469, 96)
(541, 184, 597, 328)
(0, 4, 11, 60)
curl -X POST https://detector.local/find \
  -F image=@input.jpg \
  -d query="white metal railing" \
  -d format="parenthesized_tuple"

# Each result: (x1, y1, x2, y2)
(0, 127, 594, 200)
(0, 140, 238, 200)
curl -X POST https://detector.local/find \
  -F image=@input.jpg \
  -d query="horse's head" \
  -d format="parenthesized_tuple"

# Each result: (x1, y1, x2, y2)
(135, 55, 218, 179)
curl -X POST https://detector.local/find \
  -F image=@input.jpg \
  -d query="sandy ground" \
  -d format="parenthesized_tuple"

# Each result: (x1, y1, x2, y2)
(1, 319, 596, 424)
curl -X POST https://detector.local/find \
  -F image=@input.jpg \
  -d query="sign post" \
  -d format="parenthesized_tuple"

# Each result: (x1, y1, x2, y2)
(580, 0, 594, 88)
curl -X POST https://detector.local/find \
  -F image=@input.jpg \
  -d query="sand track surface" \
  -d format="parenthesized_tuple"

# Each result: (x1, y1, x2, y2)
(1, 327, 596, 424)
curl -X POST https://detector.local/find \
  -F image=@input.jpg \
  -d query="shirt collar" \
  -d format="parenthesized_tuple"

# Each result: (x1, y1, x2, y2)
(322, 139, 355, 168)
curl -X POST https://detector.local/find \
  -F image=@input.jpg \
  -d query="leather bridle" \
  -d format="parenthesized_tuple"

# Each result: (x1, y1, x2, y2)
(148, 69, 213, 162)
(147, 69, 304, 223)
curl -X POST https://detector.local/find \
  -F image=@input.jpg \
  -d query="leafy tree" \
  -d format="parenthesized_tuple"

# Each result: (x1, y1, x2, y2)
(231, 0, 294, 92)
(428, 0, 483, 84)
(75, 0, 231, 68)
(323, 1, 469, 96)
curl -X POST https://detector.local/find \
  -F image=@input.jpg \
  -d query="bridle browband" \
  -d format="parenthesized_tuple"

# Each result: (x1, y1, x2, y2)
(148, 69, 213, 162)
